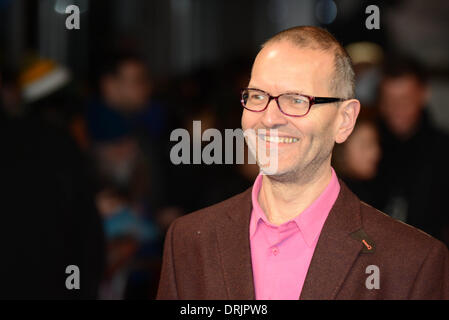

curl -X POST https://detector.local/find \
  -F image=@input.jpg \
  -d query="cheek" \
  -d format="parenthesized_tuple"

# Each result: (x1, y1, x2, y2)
(305, 117, 336, 148)
(241, 110, 258, 131)
(293, 124, 332, 164)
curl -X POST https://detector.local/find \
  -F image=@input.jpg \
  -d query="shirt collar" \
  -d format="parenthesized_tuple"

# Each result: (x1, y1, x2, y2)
(249, 167, 340, 247)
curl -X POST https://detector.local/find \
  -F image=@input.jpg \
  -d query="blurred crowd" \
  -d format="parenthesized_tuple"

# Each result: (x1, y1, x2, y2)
(0, 52, 257, 299)
(1, 45, 448, 299)
(333, 49, 449, 247)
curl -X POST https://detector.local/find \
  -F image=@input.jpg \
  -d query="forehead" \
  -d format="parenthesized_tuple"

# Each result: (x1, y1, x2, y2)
(250, 40, 335, 96)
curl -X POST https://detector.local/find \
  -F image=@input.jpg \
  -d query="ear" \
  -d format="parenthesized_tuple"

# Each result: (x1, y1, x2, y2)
(335, 99, 361, 144)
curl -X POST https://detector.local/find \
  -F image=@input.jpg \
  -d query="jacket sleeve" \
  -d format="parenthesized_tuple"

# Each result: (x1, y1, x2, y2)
(156, 219, 179, 300)
(408, 240, 449, 299)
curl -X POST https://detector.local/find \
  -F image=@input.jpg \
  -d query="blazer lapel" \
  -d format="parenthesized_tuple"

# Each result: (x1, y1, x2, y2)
(300, 181, 364, 300)
(215, 188, 255, 299)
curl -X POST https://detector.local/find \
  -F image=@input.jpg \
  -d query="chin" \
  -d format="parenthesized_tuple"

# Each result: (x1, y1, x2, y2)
(259, 162, 300, 182)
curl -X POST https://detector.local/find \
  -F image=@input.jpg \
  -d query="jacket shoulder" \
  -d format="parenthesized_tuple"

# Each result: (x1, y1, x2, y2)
(359, 201, 447, 254)
(169, 188, 252, 237)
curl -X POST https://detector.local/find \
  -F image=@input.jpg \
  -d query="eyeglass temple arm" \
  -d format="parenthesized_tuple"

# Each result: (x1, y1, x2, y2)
(313, 97, 346, 104)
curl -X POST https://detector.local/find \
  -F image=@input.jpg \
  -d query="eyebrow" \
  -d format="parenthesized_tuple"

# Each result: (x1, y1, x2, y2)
(247, 86, 307, 96)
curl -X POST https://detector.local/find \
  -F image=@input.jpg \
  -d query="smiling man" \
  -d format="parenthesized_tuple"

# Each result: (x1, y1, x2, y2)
(157, 26, 449, 300)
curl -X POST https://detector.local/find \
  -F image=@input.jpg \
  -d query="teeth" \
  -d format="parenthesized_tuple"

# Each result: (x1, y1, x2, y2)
(261, 136, 299, 143)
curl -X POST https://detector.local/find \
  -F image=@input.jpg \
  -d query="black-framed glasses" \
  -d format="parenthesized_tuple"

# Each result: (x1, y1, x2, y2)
(241, 88, 346, 117)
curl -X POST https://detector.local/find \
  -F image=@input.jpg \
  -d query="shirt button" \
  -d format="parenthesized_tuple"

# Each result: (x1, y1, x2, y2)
(272, 247, 279, 256)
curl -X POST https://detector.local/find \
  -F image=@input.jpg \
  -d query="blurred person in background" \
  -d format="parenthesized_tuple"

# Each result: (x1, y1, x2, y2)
(19, 59, 80, 131)
(96, 187, 159, 299)
(87, 53, 168, 298)
(87, 53, 169, 211)
(376, 56, 449, 245)
(0, 62, 105, 299)
(332, 110, 383, 208)
(88, 52, 167, 140)
(91, 130, 162, 299)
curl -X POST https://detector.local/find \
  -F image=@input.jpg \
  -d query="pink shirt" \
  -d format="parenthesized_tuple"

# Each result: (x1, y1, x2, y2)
(249, 168, 340, 300)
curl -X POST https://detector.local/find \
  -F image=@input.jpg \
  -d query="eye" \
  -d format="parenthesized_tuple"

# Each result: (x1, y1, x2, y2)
(291, 96, 307, 104)
(251, 94, 265, 100)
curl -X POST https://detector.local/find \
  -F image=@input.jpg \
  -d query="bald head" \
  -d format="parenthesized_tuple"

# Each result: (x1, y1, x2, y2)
(261, 26, 355, 99)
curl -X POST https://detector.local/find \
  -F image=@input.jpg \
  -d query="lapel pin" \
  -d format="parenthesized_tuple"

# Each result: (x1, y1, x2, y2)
(350, 229, 376, 253)
(362, 239, 373, 250)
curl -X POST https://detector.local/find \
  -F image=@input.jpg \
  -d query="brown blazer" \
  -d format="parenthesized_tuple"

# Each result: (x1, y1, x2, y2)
(157, 181, 449, 299)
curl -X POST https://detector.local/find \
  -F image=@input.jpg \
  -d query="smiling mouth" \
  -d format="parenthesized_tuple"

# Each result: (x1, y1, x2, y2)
(259, 135, 299, 144)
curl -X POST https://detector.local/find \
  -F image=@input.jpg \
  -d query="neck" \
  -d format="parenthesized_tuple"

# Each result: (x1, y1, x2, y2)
(258, 163, 333, 226)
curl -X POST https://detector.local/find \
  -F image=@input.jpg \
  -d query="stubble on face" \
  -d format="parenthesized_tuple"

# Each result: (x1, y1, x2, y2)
(242, 40, 339, 185)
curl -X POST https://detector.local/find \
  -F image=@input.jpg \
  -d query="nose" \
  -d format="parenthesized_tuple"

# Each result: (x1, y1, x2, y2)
(260, 98, 289, 128)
